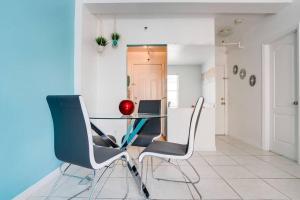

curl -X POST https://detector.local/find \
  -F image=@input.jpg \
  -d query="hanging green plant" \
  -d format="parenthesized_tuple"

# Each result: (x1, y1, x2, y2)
(95, 36, 108, 53)
(111, 32, 120, 47)
(96, 36, 108, 46)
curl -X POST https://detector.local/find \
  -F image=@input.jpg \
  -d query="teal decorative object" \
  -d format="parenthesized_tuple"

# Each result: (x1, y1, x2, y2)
(111, 32, 120, 47)
(112, 39, 118, 47)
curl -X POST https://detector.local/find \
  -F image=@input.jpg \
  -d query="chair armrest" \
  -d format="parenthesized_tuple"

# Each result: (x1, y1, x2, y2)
(90, 122, 119, 148)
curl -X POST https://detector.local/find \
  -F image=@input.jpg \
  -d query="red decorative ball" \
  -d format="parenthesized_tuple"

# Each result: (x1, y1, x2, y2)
(119, 100, 135, 115)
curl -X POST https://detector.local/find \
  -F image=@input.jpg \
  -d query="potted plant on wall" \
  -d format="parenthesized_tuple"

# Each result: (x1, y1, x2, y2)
(111, 32, 120, 47)
(95, 36, 108, 53)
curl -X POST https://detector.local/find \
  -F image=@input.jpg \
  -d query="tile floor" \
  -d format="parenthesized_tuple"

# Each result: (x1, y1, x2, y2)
(29, 136, 300, 200)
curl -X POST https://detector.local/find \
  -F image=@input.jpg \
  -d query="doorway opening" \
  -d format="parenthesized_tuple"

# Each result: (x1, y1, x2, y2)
(127, 45, 167, 138)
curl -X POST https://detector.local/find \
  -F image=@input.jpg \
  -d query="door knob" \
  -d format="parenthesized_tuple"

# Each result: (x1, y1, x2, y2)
(221, 102, 226, 105)
(293, 101, 298, 105)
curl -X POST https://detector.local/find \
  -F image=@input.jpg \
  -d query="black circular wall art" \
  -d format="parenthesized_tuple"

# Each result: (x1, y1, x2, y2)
(239, 68, 246, 79)
(233, 65, 238, 75)
(249, 75, 256, 87)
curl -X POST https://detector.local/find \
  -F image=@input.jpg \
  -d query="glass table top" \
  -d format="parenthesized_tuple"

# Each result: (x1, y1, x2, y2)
(90, 113, 167, 120)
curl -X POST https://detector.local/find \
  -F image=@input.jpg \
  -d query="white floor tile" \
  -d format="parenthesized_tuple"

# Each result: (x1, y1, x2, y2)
(198, 150, 225, 156)
(276, 164, 300, 178)
(95, 178, 143, 199)
(178, 155, 210, 167)
(264, 179, 300, 200)
(147, 178, 193, 199)
(245, 164, 295, 178)
(227, 179, 288, 199)
(180, 165, 220, 179)
(213, 166, 257, 179)
(203, 156, 239, 166)
(193, 178, 241, 199)
(229, 155, 268, 166)
(256, 155, 298, 166)
(29, 136, 300, 200)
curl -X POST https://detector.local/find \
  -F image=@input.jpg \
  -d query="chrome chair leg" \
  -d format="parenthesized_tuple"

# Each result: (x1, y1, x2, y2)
(46, 166, 95, 200)
(139, 158, 150, 200)
(67, 186, 91, 200)
(151, 158, 200, 184)
(89, 158, 131, 200)
(60, 163, 93, 184)
(123, 158, 129, 200)
(89, 162, 117, 199)
(140, 158, 144, 192)
(165, 161, 202, 200)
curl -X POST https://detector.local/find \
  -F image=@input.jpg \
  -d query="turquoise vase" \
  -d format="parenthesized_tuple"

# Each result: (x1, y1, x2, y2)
(112, 39, 118, 47)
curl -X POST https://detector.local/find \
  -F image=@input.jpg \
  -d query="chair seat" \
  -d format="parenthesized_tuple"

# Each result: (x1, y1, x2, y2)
(131, 134, 158, 147)
(93, 135, 116, 147)
(141, 141, 188, 156)
(93, 145, 124, 164)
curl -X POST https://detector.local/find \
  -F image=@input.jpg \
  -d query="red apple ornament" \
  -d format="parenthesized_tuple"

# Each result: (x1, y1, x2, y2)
(119, 100, 135, 115)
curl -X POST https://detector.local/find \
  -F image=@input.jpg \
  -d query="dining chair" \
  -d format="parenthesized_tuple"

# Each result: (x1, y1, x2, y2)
(138, 97, 204, 200)
(131, 100, 162, 147)
(47, 95, 130, 199)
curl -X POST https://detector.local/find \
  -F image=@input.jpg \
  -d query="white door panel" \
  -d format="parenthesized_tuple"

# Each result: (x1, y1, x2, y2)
(271, 32, 298, 160)
(132, 64, 163, 108)
(274, 45, 295, 107)
(274, 114, 295, 144)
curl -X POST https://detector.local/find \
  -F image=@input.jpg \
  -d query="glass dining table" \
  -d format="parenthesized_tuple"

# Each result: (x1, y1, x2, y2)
(89, 113, 167, 198)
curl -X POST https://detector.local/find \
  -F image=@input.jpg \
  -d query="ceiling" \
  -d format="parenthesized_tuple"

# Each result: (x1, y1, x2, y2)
(85, 0, 291, 15)
(215, 14, 267, 44)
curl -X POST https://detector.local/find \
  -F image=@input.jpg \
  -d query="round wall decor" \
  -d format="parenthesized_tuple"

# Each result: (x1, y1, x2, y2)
(239, 68, 246, 79)
(249, 75, 256, 87)
(233, 65, 239, 75)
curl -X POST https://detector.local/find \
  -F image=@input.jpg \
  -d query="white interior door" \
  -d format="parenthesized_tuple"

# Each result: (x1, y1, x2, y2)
(132, 64, 163, 108)
(270, 31, 298, 160)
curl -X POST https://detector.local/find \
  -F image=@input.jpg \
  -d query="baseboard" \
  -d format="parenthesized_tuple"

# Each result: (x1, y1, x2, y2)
(13, 168, 60, 200)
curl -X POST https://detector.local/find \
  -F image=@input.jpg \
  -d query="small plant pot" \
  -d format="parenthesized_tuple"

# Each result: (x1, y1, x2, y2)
(112, 39, 119, 47)
(97, 45, 105, 53)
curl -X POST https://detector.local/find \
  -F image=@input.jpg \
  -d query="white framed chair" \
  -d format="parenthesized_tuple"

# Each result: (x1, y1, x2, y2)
(47, 95, 130, 199)
(138, 97, 204, 200)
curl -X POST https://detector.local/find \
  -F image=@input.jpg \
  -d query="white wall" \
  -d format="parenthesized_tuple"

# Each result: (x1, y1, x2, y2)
(78, 14, 215, 142)
(201, 47, 216, 106)
(76, 4, 99, 115)
(97, 16, 214, 113)
(168, 65, 202, 108)
(226, 0, 300, 148)
(168, 107, 216, 151)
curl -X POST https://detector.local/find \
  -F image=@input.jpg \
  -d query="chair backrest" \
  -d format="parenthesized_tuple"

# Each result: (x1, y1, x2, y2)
(134, 100, 161, 135)
(47, 95, 96, 169)
(186, 97, 204, 157)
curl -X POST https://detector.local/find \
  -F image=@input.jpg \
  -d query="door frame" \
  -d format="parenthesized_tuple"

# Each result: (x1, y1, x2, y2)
(262, 23, 300, 163)
(215, 47, 229, 136)
(126, 44, 167, 102)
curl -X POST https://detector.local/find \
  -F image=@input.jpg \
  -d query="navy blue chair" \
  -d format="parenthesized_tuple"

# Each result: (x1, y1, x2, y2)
(47, 95, 129, 199)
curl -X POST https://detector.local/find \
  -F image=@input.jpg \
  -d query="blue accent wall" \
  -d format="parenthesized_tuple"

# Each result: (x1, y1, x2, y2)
(0, 1, 74, 199)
